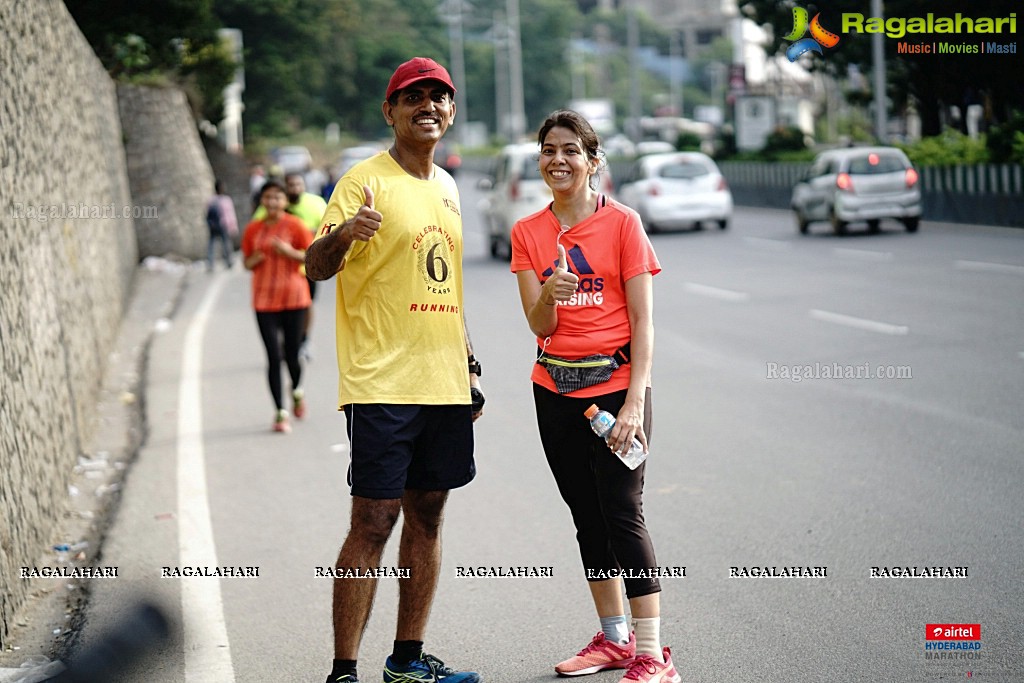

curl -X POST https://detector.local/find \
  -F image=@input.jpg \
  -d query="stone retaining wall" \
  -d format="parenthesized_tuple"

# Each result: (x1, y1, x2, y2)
(118, 83, 214, 260)
(0, 0, 140, 647)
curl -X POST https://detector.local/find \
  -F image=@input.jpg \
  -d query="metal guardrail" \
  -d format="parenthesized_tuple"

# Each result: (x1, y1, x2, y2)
(717, 161, 1024, 228)
(467, 155, 1023, 228)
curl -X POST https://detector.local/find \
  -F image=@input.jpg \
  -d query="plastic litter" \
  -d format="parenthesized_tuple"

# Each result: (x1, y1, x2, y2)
(0, 656, 67, 683)
(52, 542, 88, 553)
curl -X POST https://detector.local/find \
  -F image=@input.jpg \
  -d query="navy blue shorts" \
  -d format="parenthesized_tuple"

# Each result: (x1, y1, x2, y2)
(343, 403, 476, 499)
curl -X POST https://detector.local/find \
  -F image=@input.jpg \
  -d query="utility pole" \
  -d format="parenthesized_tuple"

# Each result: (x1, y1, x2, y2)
(871, 0, 887, 142)
(440, 0, 470, 145)
(506, 0, 527, 140)
(494, 9, 510, 140)
(627, 7, 641, 139)
(569, 33, 585, 102)
(669, 28, 683, 117)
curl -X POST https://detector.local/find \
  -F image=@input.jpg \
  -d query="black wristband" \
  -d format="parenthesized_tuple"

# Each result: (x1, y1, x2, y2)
(470, 387, 486, 412)
(468, 355, 482, 377)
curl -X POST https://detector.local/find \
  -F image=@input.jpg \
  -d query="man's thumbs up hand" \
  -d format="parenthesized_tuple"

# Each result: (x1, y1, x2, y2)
(345, 185, 382, 242)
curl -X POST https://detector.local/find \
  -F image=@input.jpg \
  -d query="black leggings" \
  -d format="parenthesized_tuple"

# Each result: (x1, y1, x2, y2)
(533, 383, 660, 599)
(255, 309, 306, 411)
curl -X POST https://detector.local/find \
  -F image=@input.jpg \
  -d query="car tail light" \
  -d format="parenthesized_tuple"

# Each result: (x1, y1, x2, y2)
(836, 172, 853, 192)
(510, 178, 520, 201)
(717, 176, 728, 192)
(905, 168, 919, 188)
(647, 183, 660, 197)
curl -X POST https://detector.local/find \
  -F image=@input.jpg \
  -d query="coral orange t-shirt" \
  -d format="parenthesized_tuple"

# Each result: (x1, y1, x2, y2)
(510, 197, 660, 397)
(241, 214, 313, 312)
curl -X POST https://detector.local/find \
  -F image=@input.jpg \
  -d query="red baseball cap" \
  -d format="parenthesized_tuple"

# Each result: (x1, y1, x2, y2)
(385, 57, 457, 101)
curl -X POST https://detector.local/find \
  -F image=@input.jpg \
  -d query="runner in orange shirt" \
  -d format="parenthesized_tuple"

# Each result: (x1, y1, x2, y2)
(511, 110, 679, 683)
(241, 179, 313, 433)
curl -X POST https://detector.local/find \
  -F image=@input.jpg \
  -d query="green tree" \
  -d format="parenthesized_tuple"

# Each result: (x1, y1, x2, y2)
(520, 0, 582, 132)
(65, 0, 234, 118)
(215, 0, 449, 139)
(215, 0, 334, 138)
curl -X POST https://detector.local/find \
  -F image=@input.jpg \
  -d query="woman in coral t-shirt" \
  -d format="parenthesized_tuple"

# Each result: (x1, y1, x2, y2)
(510, 110, 678, 683)
(241, 179, 312, 433)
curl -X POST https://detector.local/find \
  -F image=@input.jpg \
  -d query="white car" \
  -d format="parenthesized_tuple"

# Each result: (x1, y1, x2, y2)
(616, 152, 733, 232)
(334, 143, 385, 178)
(479, 143, 551, 259)
(791, 147, 922, 235)
(271, 145, 313, 175)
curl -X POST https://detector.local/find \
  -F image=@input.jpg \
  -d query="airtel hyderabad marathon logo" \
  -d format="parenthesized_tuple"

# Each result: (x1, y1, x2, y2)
(924, 623, 982, 661)
(784, 7, 840, 61)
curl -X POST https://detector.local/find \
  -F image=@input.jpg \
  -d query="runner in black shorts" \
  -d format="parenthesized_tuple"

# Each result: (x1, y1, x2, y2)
(305, 57, 484, 683)
(343, 404, 475, 499)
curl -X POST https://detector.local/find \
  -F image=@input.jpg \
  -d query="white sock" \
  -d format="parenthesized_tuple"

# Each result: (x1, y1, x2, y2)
(632, 617, 663, 662)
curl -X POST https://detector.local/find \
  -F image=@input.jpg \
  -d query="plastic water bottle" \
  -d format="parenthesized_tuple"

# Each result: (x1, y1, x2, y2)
(584, 404, 647, 470)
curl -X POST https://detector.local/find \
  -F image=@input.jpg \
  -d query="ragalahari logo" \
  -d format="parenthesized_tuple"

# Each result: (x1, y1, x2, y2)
(784, 7, 841, 61)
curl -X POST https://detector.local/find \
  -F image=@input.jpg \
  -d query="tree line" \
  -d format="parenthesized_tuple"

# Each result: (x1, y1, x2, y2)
(64, 0, 1022, 157)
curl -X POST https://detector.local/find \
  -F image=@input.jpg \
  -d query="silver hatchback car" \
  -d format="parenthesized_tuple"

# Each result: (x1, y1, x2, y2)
(791, 147, 922, 235)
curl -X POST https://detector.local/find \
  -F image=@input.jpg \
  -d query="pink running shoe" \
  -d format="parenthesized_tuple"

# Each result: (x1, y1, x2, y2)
(292, 389, 306, 419)
(273, 410, 291, 433)
(618, 647, 680, 683)
(555, 632, 635, 677)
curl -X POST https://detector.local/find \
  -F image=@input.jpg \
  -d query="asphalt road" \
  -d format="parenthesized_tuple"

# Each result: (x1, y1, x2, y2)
(70, 173, 1024, 682)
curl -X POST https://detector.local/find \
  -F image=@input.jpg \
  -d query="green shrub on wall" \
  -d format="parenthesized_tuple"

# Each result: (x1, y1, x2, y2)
(985, 112, 1024, 164)
(897, 130, 989, 167)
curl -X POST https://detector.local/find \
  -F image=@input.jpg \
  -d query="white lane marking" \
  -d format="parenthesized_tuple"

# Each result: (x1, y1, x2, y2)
(810, 309, 909, 336)
(954, 260, 1024, 275)
(178, 273, 236, 682)
(743, 237, 791, 251)
(683, 282, 750, 302)
(833, 247, 894, 262)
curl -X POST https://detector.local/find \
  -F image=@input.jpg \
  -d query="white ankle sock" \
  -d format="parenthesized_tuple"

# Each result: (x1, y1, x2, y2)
(632, 617, 663, 662)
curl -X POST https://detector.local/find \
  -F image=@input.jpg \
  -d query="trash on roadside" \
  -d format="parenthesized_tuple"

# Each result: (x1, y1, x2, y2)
(0, 655, 67, 683)
(52, 542, 88, 554)
(94, 483, 121, 497)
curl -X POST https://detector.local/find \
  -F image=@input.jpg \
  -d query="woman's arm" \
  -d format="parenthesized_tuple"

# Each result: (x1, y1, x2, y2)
(516, 270, 559, 338)
(271, 236, 305, 262)
(514, 245, 579, 338)
(611, 272, 654, 453)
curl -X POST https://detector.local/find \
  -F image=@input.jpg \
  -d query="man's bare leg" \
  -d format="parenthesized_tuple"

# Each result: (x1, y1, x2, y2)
(395, 489, 449, 641)
(332, 496, 402, 658)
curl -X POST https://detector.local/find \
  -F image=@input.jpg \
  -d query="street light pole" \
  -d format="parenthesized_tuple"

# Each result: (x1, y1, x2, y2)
(871, 0, 887, 142)
(494, 9, 510, 140)
(627, 7, 641, 139)
(506, 0, 527, 140)
(669, 28, 682, 117)
(441, 0, 470, 146)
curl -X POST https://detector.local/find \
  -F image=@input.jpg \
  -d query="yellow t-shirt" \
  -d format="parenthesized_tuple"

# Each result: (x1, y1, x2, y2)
(317, 151, 469, 407)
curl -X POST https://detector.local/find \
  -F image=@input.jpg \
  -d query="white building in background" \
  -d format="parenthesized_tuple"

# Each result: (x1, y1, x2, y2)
(596, 0, 818, 151)
(217, 28, 245, 154)
(734, 18, 816, 150)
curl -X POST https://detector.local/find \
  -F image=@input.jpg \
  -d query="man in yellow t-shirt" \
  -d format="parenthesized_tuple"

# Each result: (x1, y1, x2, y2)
(306, 57, 483, 683)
